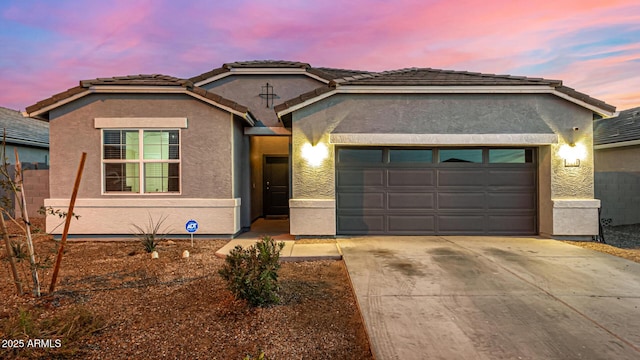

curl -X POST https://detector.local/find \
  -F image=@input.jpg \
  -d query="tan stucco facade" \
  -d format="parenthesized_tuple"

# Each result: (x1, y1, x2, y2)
(289, 93, 600, 238)
(33, 65, 613, 239)
(46, 93, 247, 236)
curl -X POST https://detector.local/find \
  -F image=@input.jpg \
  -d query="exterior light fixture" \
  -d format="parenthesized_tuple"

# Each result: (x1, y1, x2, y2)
(301, 142, 328, 167)
(558, 143, 586, 167)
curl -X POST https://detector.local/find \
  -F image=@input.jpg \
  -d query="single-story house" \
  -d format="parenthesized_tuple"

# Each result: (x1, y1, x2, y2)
(594, 106, 640, 225)
(24, 61, 616, 239)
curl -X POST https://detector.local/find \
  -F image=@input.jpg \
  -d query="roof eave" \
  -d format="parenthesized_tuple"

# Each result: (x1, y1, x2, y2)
(276, 84, 616, 118)
(25, 85, 255, 125)
(193, 67, 330, 87)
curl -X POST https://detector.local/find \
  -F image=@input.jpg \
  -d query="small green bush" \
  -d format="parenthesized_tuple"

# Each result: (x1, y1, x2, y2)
(219, 236, 285, 307)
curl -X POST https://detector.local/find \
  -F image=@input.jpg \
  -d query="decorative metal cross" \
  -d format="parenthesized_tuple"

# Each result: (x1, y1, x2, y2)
(259, 82, 277, 108)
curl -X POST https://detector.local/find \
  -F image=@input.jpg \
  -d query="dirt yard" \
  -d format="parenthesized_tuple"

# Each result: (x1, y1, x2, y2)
(2, 219, 640, 359)
(0, 219, 372, 360)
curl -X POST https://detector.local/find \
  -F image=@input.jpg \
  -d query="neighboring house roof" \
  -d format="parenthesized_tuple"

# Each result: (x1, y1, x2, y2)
(190, 60, 371, 86)
(275, 67, 616, 117)
(25, 74, 255, 125)
(594, 106, 640, 148)
(0, 106, 49, 148)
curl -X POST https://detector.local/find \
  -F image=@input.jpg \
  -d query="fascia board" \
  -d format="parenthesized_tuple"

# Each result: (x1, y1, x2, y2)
(277, 85, 615, 118)
(276, 89, 338, 117)
(335, 85, 554, 94)
(551, 90, 616, 117)
(26, 89, 92, 118)
(194, 68, 330, 87)
(594, 139, 640, 149)
(186, 92, 254, 125)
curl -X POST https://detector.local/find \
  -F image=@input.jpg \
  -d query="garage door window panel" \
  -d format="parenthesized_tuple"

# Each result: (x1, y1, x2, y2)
(489, 149, 534, 163)
(389, 149, 433, 163)
(439, 149, 483, 163)
(338, 148, 383, 163)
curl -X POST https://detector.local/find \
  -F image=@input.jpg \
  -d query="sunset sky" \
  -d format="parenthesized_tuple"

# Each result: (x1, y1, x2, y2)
(1, 0, 639, 112)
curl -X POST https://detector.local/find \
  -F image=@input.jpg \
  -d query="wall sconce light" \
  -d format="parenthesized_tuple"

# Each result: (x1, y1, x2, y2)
(558, 142, 586, 167)
(301, 142, 328, 167)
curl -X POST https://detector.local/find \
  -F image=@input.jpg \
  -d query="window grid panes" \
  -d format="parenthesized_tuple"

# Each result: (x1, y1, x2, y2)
(103, 129, 180, 194)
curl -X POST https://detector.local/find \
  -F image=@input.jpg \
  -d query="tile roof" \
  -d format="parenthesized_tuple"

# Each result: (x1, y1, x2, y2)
(594, 107, 640, 146)
(0, 106, 49, 148)
(331, 67, 562, 86)
(189, 60, 371, 84)
(276, 67, 616, 114)
(26, 74, 251, 118)
(307, 67, 371, 81)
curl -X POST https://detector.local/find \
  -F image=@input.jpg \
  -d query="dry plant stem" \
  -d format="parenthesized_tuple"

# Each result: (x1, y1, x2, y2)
(49, 152, 87, 294)
(0, 213, 22, 295)
(14, 148, 40, 297)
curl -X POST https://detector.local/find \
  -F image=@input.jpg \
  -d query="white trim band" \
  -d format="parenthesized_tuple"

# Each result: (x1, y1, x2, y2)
(329, 133, 559, 145)
(95, 117, 188, 128)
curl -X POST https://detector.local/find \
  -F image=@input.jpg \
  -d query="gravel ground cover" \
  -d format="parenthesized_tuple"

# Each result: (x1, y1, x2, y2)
(0, 218, 372, 360)
(564, 223, 640, 263)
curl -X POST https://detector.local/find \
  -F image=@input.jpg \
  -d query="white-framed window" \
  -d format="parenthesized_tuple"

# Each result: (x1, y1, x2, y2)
(102, 129, 180, 194)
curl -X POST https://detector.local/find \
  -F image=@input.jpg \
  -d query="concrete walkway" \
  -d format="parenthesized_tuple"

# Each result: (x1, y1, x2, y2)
(215, 238, 342, 261)
(338, 236, 640, 360)
(215, 218, 341, 260)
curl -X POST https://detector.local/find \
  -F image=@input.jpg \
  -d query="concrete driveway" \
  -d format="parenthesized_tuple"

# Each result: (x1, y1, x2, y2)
(338, 236, 640, 360)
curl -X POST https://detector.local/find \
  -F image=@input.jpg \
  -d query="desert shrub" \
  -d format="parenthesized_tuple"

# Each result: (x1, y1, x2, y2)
(243, 349, 269, 360)
(132, 214, 169, 253)
(219, 236, 285, 307)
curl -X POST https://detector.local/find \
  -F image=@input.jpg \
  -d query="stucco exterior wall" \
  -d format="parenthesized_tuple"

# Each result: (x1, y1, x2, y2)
(47, 93, 243, 235)
(49, 93, 234, 199)
(201, 75, 324, 127)
(290, 93, 598, 237)
(595, 145, 640, 225)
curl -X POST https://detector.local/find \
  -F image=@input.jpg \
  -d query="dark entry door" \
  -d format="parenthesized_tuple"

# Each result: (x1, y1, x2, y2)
(264, 156, 289, 217)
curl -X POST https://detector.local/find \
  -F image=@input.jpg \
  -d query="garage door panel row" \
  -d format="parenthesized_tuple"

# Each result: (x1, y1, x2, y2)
(336, 169, 385, 187)
(488, 169, 536, 187)
(337, 191, 436, 210)
(388, 169, 435, 187)
(338, 191, 535, 211)
(337, 214, 436, 234)
(337, 212, 536, 234)
(335, 147, 537, 235)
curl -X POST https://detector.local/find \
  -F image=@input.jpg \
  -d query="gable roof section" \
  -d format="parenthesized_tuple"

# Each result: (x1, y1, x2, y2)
(25, 74, 255, 125)
(0, 106, 49, 148)
(190, 60, 371, 86)
(594, 107, 640, 148)
(275, 67, 616, 119)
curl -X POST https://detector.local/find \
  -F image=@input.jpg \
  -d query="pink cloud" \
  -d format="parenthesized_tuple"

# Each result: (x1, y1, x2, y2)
(1, 0, 639, 111)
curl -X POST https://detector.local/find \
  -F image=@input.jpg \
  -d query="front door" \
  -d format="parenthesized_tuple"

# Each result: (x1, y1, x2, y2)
(264, 156, 289, 217)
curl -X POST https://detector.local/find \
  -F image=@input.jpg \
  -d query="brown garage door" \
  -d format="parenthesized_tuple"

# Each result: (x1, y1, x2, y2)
(336, 147, 537, 235)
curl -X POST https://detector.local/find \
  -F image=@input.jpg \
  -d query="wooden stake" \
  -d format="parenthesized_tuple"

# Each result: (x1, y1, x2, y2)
(49, 152, 86, 294)
(14, 149, 40, 297)
(0, 213, 22, 295)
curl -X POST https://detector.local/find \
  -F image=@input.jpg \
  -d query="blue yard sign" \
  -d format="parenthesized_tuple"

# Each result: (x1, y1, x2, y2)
(185, 219, 198, 247)
(186, 219, 199, 233)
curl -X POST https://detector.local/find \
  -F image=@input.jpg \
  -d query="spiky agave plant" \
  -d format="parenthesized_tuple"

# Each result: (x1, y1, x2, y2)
(131, 214, 169, 253)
